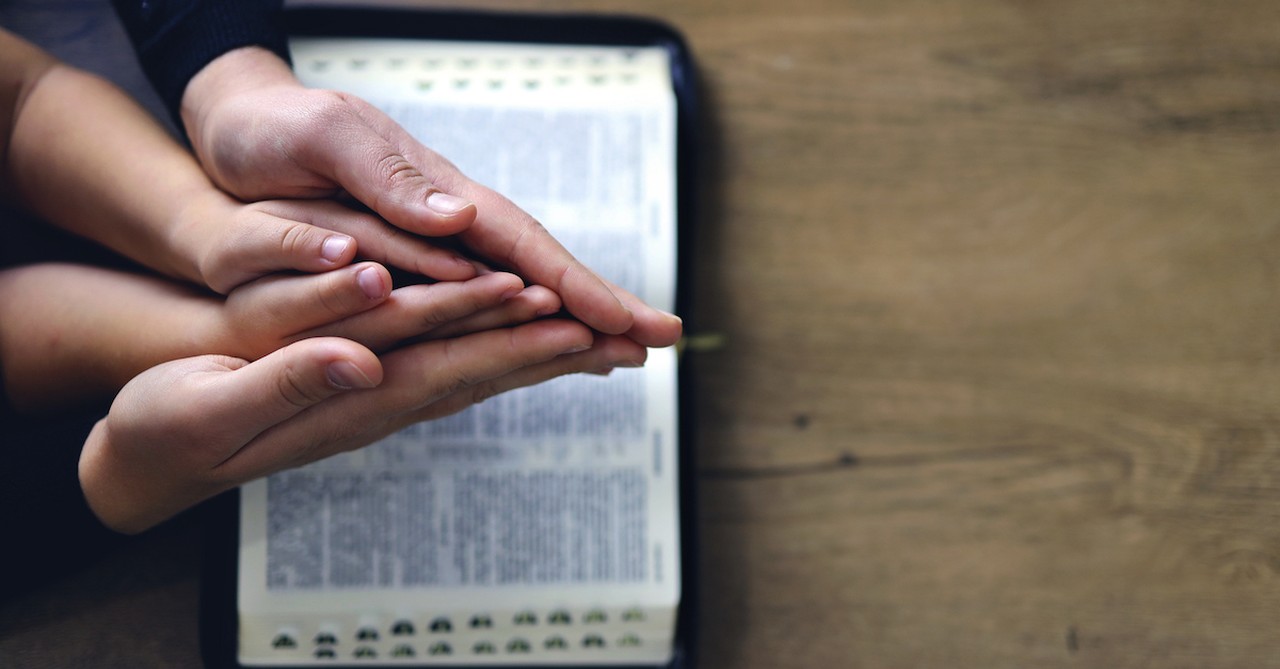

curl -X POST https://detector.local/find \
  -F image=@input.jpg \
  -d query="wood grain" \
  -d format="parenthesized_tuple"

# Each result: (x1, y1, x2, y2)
(5, 0, 1280, 667)
(473, 1, 1280, 666)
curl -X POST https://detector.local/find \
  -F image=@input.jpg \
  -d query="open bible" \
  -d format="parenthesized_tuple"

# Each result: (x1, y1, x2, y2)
(203, 9, 696, 669)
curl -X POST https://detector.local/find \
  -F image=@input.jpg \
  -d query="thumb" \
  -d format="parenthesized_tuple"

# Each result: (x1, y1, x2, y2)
(204, 217, 357, 294)
(208, 337, 384, 445)
(79, 339, 382, 534)
(316, 95, 477, 237)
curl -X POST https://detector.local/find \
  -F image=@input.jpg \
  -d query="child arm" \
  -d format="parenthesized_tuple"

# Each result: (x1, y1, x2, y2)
(0, 262, 565, 412)
(0, 28, 477, 294)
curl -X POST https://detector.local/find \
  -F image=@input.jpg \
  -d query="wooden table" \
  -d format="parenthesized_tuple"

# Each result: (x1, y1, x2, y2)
(3, 0, 1280, 667)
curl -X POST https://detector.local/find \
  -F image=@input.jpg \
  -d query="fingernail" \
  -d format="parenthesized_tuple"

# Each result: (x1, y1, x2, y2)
(426, 192, 473, 215)
(500, 286, 523, 302)
(613, 359, 644, 368)
(321, 235, 352, 263)
(328, 360, 375, 389)
(357, 267, 385, 300)
(563, 343, 592, 355)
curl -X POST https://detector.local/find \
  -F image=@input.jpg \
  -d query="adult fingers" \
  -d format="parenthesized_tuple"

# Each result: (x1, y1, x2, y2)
(205, 337, 383, 478)
(83, 339, 380, 533)
(598, 276, 684, 348)
(222, 262, 391, 351)
(400, 334, 649, 425)
(299, 92, 478, 238)
(446, 188, 636, 336)
(352, 319, 595, 416)
(238, 319, 594, 469)
(323, 92, 642, 338)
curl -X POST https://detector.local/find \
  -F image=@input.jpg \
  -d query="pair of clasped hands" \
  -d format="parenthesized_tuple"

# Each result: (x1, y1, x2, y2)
(0, 39, 680, 534)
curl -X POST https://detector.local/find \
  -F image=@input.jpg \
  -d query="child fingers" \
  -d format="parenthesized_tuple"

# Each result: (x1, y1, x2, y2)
(203, 214, 358, 293)
(426, 284, 563, 339)
(302, 272, 528, 350)
(261, 199, 479, 281)
(224, 262, 392, 343)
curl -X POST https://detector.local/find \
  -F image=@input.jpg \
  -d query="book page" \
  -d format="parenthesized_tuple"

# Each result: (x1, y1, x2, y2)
(236, 38, 681, 666)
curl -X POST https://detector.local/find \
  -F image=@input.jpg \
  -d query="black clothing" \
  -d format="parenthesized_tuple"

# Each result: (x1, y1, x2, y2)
(111, 0, 289, 126)
(0, 388, 120, 601)
(0, 210, 130, 601)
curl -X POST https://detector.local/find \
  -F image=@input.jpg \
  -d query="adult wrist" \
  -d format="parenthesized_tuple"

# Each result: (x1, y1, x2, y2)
(180, 46, 301, 154)
(111, 0, 290, 127)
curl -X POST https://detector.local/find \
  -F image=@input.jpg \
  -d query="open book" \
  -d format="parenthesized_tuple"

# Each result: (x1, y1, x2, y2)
(204, 9, 695, 669)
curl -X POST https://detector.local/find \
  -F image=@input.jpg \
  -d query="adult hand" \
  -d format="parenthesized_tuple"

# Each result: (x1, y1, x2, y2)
(79, 324, 647, 534)
(182, 47, 682, 347)
(0, 38, 482, 298)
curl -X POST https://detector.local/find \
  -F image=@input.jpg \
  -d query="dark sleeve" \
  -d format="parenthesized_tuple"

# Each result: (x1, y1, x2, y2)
(110, 0, 289, 129)
(0, 386, 123, 601)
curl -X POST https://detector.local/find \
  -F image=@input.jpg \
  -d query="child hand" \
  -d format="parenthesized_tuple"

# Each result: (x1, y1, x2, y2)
(214, 263, 566, 358)
(174, 193, 483, 294)
(0, 263, 558, 411)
